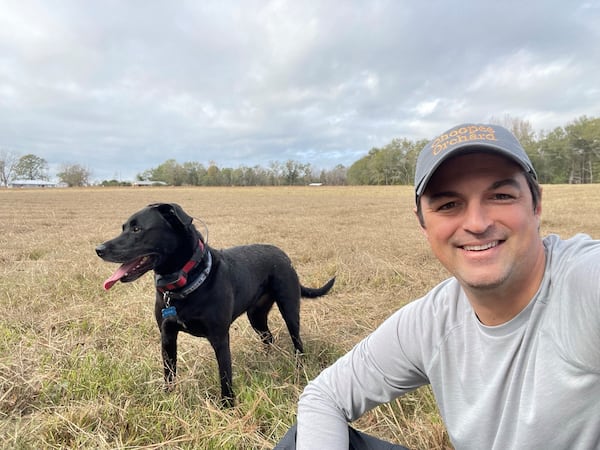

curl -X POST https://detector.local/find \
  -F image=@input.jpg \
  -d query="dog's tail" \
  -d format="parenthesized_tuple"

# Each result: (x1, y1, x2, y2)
(300, 277, 335, 298)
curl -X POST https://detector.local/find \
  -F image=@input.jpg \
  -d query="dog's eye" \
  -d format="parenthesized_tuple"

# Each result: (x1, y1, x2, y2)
(132, 226, 141, 233)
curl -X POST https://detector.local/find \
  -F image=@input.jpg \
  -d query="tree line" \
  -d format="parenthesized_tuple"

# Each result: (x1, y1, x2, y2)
(2, 115, 599, 188)
(129, 115, 600, 186)
(347, 115, 600, 186)
(125, 159, 348, 187)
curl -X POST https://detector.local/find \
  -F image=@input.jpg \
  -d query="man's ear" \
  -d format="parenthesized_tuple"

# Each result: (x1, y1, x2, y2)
(414, 205, 427, 234)
(535, 187, 543, 216)
(533, 187, 543, 230)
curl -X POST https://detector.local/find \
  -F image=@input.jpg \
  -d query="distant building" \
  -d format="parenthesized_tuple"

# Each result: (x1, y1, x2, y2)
(9, 179, 57, 188)
(132, 180, 168, 186)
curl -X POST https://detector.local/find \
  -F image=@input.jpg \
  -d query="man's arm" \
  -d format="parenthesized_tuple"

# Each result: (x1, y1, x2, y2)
(296, 305, 430, 449)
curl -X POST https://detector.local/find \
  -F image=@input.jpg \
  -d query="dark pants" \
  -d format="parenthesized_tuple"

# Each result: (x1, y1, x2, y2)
(274, 424, 410, 450)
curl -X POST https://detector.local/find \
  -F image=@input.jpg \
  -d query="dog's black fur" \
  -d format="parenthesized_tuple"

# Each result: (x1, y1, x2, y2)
(95, 203, 335, 405)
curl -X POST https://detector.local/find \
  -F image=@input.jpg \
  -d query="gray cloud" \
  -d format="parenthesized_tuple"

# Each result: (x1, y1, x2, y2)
(1, 0, 599, 181)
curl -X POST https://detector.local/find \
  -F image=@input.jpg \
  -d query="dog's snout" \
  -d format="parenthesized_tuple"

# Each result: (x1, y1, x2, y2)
(95, 244, 106, 257)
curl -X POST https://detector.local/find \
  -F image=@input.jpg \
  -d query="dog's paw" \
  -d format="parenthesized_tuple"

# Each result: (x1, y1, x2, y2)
(294, 351, 305, 369)
(220, 396, 235, 408)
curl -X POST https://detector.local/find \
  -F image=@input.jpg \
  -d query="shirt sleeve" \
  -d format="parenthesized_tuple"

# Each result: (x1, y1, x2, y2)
(296, 300, 432, 449)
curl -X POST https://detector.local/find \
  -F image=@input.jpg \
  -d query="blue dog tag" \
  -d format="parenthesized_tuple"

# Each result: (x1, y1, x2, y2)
(162, 306, 177, 318)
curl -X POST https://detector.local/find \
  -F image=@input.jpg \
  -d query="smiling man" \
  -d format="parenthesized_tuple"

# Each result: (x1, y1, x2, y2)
(276, 124, 600, 450)
(418, 151, 546, 325)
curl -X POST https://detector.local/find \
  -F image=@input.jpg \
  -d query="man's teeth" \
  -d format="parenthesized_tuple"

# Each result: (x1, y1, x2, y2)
(463, 241, 499, 251)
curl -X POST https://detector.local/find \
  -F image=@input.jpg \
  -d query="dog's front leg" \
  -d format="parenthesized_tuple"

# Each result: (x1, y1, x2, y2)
(161, 320, 179, 390)
(208, 333, 234, 407)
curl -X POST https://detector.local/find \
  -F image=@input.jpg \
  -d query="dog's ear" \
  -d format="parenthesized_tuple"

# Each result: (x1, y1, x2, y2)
(150, 203, 193, 231)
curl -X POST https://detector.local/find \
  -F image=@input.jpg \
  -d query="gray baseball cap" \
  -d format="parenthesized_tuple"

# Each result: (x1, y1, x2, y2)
(414, 123, 537, 204)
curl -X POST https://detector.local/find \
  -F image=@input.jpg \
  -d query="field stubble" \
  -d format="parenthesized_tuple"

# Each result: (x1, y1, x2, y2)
(0, 185, 597, 449)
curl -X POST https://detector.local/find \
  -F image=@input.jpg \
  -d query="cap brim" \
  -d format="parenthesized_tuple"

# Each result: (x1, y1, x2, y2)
(415, 143, 536, 200)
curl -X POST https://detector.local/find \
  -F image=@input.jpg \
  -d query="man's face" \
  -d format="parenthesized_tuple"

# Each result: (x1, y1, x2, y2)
(418, 152, 542, 293)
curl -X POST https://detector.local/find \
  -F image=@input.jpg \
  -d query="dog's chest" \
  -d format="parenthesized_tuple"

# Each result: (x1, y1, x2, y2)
(161, 305, 213, 338)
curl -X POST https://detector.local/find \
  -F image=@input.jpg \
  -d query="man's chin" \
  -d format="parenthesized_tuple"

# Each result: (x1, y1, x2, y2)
(457, 272, 508, 291)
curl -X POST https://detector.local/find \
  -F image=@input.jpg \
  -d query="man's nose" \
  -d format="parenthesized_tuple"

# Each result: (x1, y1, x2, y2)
(463, 202, 492, 234)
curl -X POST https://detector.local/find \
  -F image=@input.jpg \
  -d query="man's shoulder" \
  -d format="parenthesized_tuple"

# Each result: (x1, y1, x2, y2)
(544, 233, 600, 272)
(544, 232, 600, 253)
(541, 234, 600, 371)
(400, 277, 471, 330)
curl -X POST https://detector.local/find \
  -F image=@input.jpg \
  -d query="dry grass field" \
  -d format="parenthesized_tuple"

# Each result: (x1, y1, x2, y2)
(1, 185, 598, 449)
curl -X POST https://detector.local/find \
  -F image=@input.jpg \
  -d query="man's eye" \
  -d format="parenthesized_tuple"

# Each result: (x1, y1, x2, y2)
(493, 193, 513, 200)
(437, 201, 457, 211)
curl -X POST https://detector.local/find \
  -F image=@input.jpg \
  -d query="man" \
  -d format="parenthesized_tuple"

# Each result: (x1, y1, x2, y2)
(276, 124, 600, 449)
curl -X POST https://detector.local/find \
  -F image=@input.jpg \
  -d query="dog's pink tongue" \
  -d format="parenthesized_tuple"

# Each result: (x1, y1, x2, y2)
(103, 261, 137, 290)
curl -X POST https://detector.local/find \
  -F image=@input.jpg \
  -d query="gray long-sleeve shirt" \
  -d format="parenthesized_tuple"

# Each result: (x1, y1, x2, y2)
(297, 234, 600, 449)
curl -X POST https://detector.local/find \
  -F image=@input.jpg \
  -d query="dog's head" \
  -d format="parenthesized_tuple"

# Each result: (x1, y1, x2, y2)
(96, 203, 200, 290)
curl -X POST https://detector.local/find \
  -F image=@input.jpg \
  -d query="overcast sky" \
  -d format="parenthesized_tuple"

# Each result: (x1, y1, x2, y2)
(2, 1, 599, 182)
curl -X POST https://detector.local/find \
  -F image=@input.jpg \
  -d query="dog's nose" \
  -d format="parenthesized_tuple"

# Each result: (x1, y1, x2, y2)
(95, 244, 106, 257)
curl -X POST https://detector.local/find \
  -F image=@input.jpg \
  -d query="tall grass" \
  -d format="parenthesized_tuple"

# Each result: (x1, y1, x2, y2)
(1, 185, 598, 449)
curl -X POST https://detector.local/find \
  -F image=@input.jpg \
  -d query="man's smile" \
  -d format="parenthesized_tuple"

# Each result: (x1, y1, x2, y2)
(461, 240, 501, 252)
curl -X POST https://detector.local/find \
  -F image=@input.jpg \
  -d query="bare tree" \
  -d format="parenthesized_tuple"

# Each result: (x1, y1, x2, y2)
(489, 114, 536, 149)
(57, 164, 91, 187)
(0, 149, 20, 187)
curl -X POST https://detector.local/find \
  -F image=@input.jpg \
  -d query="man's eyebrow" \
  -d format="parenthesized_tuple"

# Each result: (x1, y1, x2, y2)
(425, 178, 522, 205)
(425, 190, 458, 206)
(490, 178, 521, 190)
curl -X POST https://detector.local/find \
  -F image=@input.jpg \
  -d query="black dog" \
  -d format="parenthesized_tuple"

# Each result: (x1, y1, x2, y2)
(95, 203, 335, 405)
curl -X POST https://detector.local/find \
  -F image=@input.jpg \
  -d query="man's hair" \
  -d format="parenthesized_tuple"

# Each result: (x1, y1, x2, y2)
(416, 171, 541, 228)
